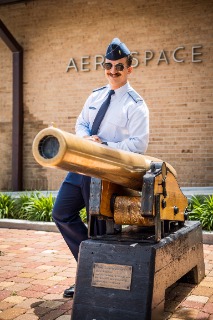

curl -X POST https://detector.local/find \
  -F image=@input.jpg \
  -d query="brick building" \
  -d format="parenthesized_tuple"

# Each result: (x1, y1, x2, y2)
(0, 0, 213, 191)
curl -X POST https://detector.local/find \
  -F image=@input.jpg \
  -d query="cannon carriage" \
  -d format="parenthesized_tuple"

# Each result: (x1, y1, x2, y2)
(32, 127, 204, 320)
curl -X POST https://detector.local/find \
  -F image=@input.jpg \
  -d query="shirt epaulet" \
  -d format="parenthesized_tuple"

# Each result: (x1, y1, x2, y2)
(128, 90, 143, 103)
(93, 86, 107, 92)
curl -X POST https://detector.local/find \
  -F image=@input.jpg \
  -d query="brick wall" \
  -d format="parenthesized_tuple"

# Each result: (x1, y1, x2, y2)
(0, 0, 212, 190)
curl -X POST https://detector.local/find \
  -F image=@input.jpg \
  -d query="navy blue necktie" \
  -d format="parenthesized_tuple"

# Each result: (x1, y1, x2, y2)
(91, 90, 115, 135)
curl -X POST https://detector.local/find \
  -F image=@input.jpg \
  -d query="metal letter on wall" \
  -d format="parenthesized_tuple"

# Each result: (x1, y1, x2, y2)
(94, 54, 104, 70)
(144, 50, 154, 66)
(173, 46, 185, 63)
(157, 50, 169, 65)
(131, 51, 139, 67)
(192, 45, 203, 63)
(66, 58, 78, 72)
(81, 55, 90, 71)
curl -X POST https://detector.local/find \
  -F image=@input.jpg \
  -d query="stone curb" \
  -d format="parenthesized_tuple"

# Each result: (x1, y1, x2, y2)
(0, 219, 59, 233)
(202, 231, 213, 245)
(0, 219, 212, 244)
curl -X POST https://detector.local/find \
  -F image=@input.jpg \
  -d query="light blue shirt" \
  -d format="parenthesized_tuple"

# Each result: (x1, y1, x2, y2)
(75, 82, 149, 154)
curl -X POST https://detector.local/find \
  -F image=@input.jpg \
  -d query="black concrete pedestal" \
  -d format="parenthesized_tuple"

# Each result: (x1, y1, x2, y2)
(71, 221, 205, 320)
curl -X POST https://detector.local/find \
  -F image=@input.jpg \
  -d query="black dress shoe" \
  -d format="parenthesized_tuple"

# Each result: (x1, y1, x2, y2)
(63, 284, 75, 298)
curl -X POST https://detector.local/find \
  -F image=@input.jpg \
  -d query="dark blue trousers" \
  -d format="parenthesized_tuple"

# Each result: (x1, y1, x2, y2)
(52, 172, 105, 262)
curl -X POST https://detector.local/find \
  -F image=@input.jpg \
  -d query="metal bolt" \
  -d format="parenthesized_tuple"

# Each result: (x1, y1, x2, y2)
(174, 206, 179, 214)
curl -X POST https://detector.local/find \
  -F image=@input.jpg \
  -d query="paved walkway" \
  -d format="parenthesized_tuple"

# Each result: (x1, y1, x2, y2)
(0, 228, 212, 320)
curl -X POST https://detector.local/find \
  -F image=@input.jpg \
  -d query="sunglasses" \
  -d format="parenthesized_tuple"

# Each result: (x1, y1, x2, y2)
(102, 62, 127, 72)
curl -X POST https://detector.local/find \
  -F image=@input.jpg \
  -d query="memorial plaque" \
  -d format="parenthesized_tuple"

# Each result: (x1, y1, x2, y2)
(92, 262, 132, 290)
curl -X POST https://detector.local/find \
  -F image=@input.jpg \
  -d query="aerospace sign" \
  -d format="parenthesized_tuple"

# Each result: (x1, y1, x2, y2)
(66, 45, 203, 72)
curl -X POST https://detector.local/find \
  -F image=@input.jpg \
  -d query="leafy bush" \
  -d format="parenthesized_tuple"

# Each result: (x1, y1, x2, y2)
(13, 192, 37, 220)
(0, 191, 87, 223)
(0, 194, 15, 219)
(188, 194, 213, 231)
(23, 193, 55, 222)
(0, 192, 55, 222)
(80, 207, 87, 223)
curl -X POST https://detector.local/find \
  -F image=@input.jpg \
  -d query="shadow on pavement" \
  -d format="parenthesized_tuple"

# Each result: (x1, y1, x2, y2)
(31, 298, 73, 319)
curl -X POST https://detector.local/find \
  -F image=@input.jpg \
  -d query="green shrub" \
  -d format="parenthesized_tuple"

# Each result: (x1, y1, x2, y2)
(0, 194, 15, 219)
(80, 207, 87, 223)
(188, 194, 213, 231)
(13, 192, 37, 220)
(0, 192, 55, 222)
(22, 193, 55, 222)
(0, 191, 87, 223)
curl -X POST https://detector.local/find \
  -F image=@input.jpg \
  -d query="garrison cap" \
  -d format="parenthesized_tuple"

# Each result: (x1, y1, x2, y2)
(105, 38, 130, 60)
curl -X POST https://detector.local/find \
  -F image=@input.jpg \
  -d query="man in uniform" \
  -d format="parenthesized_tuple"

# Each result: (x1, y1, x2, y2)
(52, 38, 149, 298)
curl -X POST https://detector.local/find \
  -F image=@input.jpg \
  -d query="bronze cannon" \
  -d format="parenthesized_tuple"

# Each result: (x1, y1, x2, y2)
(32, 126, 188, 241)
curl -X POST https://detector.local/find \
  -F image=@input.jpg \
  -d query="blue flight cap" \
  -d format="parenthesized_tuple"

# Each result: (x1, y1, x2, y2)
(105, 38, 130, 60)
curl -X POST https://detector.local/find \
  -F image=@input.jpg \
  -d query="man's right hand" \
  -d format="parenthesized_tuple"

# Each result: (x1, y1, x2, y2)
(83, 135, 102, 143)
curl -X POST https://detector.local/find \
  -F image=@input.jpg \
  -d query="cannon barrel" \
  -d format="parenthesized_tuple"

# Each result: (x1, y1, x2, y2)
(32, 127, 176, 191)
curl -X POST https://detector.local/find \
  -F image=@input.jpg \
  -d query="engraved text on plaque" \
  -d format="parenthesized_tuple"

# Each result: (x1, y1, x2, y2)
(92, 263, 132, 290)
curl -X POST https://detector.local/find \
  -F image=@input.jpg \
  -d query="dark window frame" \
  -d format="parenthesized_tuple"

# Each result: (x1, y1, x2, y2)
(0, 19, 23, 191)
